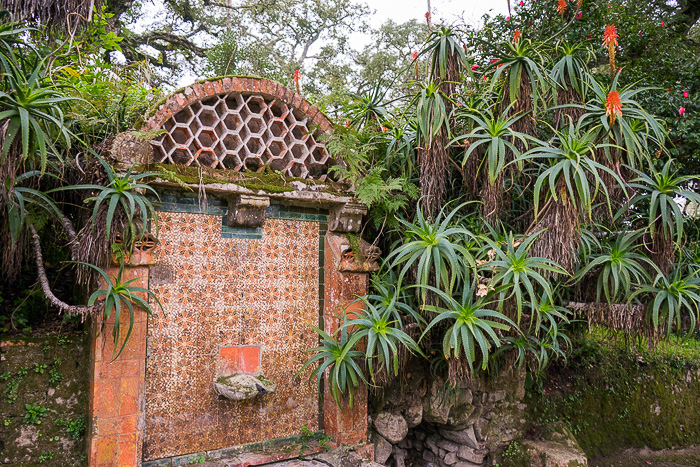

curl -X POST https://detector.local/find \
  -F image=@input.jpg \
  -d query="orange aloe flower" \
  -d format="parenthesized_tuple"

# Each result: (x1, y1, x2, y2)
(557, 0, 567, 14)
(577, 0, 583, 9)
(513, 29, 522, 44)
(605, 90, 622, 125)
(603, 25, 619, 76)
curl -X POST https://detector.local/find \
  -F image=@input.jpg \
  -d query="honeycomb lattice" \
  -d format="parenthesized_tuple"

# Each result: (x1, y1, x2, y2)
(151, 92, 332, 179)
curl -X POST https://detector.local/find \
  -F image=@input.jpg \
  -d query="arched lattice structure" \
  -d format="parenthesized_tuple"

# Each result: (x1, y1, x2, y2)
(146, 77, 335, 180)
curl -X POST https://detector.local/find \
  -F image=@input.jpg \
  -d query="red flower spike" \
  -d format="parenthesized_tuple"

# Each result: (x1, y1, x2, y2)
(513, 29, 522, 44)
(603, 25, 619, 76)
(412, 50, 418, 60)
(605, 90, 623, 125)
(557, 0, 567, 14)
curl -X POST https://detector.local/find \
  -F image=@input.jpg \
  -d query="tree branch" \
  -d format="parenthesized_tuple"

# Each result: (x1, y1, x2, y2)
(28, 224, 99, 317)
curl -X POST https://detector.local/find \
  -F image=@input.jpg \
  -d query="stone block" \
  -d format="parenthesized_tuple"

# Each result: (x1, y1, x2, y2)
(373, 412, 408, 444)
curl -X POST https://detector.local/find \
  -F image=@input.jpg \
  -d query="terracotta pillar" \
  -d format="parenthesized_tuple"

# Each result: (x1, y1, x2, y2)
(88, 266, 149, 467)
(323, 232, 370, 446)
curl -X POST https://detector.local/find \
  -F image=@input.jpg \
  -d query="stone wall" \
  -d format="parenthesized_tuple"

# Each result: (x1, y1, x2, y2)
(370, 363, 529, 467)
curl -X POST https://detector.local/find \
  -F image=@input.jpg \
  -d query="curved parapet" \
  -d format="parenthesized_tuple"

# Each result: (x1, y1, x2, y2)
(144, 77, 334, 180)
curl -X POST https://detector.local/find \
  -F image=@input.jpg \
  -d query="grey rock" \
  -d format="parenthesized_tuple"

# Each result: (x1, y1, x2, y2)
(488, 390, 506, 403)
(373, 412, 408, 444)
(437, 440, 460, 452)
(474, 418, 490, 442)
(439, 426, 478, 449)
(520, 439, 588, 466)
(425, 435, 440, 454)
(394, 449, 406, 467)
(444, 452, 458, 465)
(423, 379, 454, 424)
(454, 462, 481, 467)
(414, 440, 423, 451)
(403, 403, 423, 428)
(456, 446, 486, 464)
(423, 450, 437, 463)
(374, 434, 392, 464)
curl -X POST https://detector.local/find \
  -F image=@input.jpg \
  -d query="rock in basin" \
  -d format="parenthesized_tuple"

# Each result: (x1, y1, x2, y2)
(213, 374, 276, 400)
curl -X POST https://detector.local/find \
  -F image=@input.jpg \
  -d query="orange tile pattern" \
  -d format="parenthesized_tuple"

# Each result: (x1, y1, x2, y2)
(143, 212, 321, 461)
(88, 267, 149, 467)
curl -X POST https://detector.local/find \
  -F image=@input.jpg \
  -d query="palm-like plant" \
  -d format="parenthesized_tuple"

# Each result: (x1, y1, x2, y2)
(421, 282, 515, 372)
(453, 105, 538, 184)
(521, 122, 624, 218)
(550, 42, 592, 98)
(52, 157, 160, 247)
(367, 271, 424, 327)
(296, 325, 367, 408)
(626, 160, 700, 244)
(481, 231, 567, 323)
(630, 268, 700, 336)
(413, 81, 449, 147)
(486, 37, 547, 114)
(85, 263, 163, 359)
(416, 25, 467, 82)
(0, 53, 75, 171)
(577, 75, 666, 169)
(386, 204, 476, 301)
(576, 231, 656, 304)
(342, 297, 422, 380)
(346, 83, 389, 130)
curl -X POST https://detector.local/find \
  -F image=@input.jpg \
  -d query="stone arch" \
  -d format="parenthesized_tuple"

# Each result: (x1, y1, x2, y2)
(145, 77, 334, 180)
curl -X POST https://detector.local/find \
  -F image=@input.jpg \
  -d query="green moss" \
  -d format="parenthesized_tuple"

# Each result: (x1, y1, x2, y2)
(499, 441, 532, 467)
(144, 163, 350, 195)
(528, 328, 700, 458)
(0, 331, 89, 466)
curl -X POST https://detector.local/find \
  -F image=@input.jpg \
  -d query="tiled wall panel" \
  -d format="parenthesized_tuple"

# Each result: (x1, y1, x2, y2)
(144, 206, 324, 460)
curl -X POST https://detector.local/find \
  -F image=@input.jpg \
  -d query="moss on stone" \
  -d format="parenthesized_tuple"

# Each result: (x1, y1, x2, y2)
(144, 163, 350, 196)
(527, 328, 700, 459)
(499, 441, 533, 467)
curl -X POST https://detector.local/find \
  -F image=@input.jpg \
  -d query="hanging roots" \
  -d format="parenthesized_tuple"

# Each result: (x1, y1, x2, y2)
(528, 193, 581, 275)
(420, 130, 449, 218)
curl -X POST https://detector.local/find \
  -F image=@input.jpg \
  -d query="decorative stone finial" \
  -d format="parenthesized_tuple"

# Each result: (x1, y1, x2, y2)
(226, 194, 270, 228)
(329, 201, 367, 233)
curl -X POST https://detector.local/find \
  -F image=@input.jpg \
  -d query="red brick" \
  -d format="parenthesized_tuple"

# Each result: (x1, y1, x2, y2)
(212, 79, 224, 93)
(193, 83, 206, 98)
(230, 77, 242, 92)
(95, 415, 138, 437)
(203, 80, 215, 96)
(117, 432, 138, 466)
(175, 93, 186, 106)
(97, 379, 120, 418)
(298, 99, 311, 115)
(251, 78, 262, 93)
(92, 435, 118, 467)
(222, 77, 232, 90)
(119, 377, 140, 416)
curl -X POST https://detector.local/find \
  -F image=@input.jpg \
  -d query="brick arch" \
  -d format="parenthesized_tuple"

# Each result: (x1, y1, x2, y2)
(145, 77, 334, 180)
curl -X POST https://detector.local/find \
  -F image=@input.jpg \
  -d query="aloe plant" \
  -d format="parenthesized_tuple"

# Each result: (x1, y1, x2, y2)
(481, 231, 567, 323)
(625, 160, 700, 244)
(387, 204, 476, 301)
(341, 297, 423, 380)
(520, 122, 624, 218)
(631, 268, 700, 336)
(453, 105, 538, 183)
(84, 263, 163, 359)
(420, 283, 516, 372)
(576, 231, 656, 304)
(296, 325, 366, 408)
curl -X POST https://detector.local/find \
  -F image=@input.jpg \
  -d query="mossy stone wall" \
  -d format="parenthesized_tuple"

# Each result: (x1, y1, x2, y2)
(528, 334, 700, 458)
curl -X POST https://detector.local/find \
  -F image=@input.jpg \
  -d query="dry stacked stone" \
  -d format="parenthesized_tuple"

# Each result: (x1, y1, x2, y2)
(370, 365, 529, 467)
